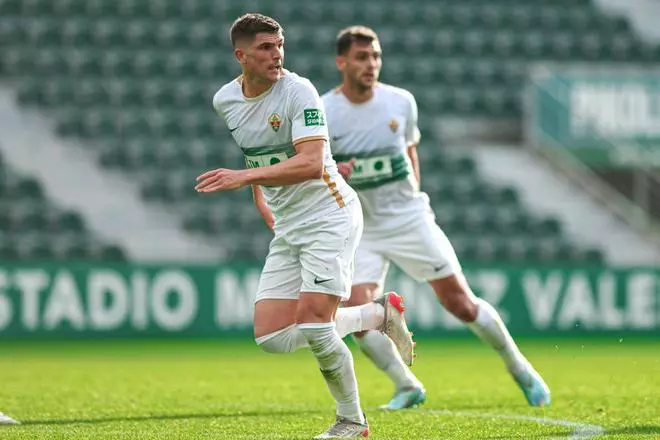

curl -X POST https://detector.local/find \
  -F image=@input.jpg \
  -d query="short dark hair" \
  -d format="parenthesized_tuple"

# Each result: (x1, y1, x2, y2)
(230, 13, 283, 47)
(336, 26, 379, 55)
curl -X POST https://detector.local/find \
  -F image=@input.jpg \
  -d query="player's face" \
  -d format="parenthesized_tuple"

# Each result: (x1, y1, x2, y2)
(239, 32, 284, 83)
(338, 41, 382, 90)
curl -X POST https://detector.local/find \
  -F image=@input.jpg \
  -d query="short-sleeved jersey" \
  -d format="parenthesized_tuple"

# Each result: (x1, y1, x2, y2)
(322, 83, 427, 226)
(213, 70, 355, 224)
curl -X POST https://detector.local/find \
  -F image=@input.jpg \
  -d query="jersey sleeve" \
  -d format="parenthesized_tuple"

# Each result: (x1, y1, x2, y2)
(320, 93, 334, 137)
(289, 80, 329, 146)
(212, 89, 225, 120)
(404, 92, 421, 146)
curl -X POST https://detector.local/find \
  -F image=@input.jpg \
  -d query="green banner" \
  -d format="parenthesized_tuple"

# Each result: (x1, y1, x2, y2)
(529, 71, 660, 167)
(0, 263, 659, 339)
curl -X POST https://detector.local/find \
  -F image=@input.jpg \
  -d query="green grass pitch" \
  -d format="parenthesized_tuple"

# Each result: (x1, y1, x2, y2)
(1, 337, 659, 439)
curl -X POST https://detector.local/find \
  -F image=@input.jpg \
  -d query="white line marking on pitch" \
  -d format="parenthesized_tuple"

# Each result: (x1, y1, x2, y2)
(419, 409, 605, 439)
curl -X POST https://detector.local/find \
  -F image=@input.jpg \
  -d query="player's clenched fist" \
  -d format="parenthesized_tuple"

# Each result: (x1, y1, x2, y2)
(337, 158, 357, 180)
(195, 168, 247, 192)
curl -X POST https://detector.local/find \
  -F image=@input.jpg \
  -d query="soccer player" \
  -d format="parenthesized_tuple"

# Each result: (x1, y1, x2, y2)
(195, 14, 414, 438)
(321, 26, 551, 410)
(0, 412, 19, 425)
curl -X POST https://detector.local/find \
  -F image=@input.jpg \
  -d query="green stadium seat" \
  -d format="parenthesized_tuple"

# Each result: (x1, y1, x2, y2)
(583, 248, 605, 263)
(58, 211, 86, 233)
(0, 241, 20, 260)
(21, 208, 48, 232)
(17, 178, 45, 200)
(31, 50, 65, 76)
(0, 0, 21, 15)
(0, 211, 9, 231)
(23, 19, 58, 46)
(16, 81, 41, 106)
(61, 238, 92, 260)
(89, 20, 123, 47)
(60, 19, 91, 46)
(100, 53, 133, 78)
(27, 241, 57, 260)
(491, 31, 520, 57)
(99, 245, 127, 261)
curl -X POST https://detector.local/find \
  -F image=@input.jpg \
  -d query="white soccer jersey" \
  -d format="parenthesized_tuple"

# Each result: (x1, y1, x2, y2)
(213, 70, 354, 223)
(322, 83, 426, 224)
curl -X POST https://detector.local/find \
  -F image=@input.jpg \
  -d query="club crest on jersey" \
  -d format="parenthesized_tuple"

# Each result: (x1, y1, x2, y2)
(268, 112, 281, 132)
(388, 119, 399, 133)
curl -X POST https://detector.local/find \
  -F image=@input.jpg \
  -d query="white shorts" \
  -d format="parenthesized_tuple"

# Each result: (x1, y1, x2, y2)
(353, 211, 461, 286)
(255, 199, 363, 302)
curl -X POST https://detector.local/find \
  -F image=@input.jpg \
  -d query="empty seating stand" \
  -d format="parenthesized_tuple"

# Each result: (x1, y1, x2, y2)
(0, 0, 628, 263)
(0, 151, 126, 261)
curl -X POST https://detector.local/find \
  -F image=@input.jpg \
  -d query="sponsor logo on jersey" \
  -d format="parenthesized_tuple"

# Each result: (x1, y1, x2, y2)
(268, 112, 281, 132)
(304, 108, 325, 127)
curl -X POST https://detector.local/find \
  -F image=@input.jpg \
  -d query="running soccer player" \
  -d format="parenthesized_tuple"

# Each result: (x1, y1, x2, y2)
(321, 26, 551, 411)
(195, 14, 414, 438)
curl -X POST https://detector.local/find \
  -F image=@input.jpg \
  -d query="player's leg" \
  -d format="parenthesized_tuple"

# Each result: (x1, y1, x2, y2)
(253, 268, 405, 355)
(393, 219, 550, 407)
(428, 272, 550, 407)
(253, 210, 414, 364)
(253, 232, 311, 353)
(344, 245, 425, 410)
(296, 291, 368, 436)
(297, 200, 368, 438)
(254, 291, 408, 356)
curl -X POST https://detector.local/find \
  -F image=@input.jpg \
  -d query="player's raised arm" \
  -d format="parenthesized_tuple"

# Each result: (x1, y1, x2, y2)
(241, 138, 325, 186)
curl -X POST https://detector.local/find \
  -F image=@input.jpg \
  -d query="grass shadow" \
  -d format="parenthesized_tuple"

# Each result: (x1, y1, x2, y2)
(486, 433, 568, 440)
(602, 425, 660, 436)
(17, 409, 319, 426)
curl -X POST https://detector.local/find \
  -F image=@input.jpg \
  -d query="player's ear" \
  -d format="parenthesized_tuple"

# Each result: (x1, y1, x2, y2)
(336, 55, 346, 72)
(235, 47, 247, 65)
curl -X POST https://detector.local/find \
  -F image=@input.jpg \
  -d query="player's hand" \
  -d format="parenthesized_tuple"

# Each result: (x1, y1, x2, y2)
(195, 168, 248, 192)
(337, 158, 357, 180)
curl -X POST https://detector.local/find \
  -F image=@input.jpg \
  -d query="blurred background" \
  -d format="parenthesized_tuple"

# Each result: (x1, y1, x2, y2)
(1, 0, 660, 339)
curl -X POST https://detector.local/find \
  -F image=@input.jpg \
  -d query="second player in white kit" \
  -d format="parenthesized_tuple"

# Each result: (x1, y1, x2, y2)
(323, 26, 551, 411)
(323, 82, 461, 286)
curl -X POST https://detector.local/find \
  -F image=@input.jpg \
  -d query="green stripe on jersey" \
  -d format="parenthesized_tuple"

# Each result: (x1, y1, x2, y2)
(242, 143, 296, 169)
(334, 153, 410, 190)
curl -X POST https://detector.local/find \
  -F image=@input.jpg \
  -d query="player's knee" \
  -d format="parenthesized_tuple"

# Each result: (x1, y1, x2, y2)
(256, 336, 288, 353)
(254, 325, 300, 354)
(348, 283, 380, 306)
(295, 307, 326, 324)
(295, 298, 336, 324)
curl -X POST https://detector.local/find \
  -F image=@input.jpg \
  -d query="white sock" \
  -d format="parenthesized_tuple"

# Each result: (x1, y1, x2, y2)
(255, 324, 308, 353)
(353, 330, 422, 391)
(467, 298, 527, 373)
(254, 302, 386, 354)
(297, 322, 365, 424)
(335, 303, 385, 338)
